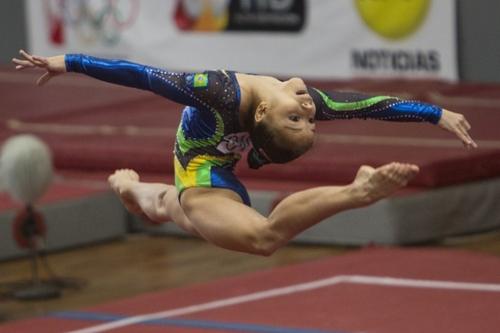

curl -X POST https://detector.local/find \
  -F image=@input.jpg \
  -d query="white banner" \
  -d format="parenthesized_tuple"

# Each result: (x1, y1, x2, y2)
(26, 0, 457, 80)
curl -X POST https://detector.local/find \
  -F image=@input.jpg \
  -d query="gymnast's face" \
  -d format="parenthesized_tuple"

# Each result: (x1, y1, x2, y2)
(255, 77, 316, 141)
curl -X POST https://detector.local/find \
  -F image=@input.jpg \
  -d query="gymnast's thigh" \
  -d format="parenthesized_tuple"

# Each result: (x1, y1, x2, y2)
(179, 186, 268, 252)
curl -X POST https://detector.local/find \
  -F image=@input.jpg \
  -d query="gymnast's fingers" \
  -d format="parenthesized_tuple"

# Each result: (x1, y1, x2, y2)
(36, 72, 52, 86)
(458, 122, 477, 148)
(456, 126, 477, 149)
(32, 55, 50, 67)
(19, 49, 46, 67)
(19, 49, 36, 64)
(12, 57, 35, 70)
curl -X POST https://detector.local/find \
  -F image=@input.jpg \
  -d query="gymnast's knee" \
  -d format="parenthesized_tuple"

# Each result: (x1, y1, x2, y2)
(249, 225, 283, 256)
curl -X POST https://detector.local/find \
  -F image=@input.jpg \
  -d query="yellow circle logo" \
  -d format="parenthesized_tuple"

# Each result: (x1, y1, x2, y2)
(355, 0, 431, 40)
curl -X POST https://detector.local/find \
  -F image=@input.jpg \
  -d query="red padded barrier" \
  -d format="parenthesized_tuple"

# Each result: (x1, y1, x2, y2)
(1, 69, 500, 189)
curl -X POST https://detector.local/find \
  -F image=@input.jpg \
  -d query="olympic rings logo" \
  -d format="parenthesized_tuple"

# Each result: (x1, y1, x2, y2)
(43, 0, 140, 46)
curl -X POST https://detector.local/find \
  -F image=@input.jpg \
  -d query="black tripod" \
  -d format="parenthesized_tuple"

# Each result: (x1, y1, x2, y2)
(11, 205, 61, 300)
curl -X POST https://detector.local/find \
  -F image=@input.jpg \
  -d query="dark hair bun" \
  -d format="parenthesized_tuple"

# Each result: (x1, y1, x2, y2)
(247, 148, 271, 169)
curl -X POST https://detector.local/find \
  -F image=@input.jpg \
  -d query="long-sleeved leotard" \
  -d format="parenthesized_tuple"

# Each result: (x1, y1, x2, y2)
(65, 54, 443, 204)
(65, 55, 443, 127)
(247, 87, 443, 168)
(307, 87, 442, 124)
(66, 54, 252, 204)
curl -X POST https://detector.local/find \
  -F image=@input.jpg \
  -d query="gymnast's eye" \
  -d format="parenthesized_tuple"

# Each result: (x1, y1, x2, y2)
(289, 115, 301, 122)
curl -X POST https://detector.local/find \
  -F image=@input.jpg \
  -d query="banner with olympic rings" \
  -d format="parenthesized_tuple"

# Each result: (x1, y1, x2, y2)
(25, 0, 457, 80)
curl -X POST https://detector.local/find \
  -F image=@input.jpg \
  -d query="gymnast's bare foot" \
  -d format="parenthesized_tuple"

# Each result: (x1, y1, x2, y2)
(353, 162, 419, 205)
(108, 169, 143, 215)
(108, 169, 173, 223)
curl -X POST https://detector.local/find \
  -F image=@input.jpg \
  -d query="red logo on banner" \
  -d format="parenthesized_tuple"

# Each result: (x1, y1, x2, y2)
(174, 0, 305, 32)
(175, 0, 230, 31)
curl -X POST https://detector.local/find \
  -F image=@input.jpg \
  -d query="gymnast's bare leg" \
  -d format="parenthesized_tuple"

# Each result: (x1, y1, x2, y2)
(109, 162, 418, 256)
(108, 169, 201, 236)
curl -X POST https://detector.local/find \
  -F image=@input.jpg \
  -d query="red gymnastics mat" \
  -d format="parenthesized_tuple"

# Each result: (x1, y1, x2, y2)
(2, 247, 500, 333)
(1, 69, 500, 189)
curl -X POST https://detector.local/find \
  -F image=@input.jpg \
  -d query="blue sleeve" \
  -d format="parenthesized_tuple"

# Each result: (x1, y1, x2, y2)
(308, 87, 442, 124)
(65, 54, 219, 110)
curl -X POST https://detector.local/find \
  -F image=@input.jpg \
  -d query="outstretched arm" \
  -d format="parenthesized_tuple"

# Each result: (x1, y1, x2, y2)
(12, 50, 222, 110)
(308, 87, 477, 149)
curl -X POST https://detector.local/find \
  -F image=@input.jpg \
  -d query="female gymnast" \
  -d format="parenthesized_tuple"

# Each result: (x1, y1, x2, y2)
(13, 50, 476, 256)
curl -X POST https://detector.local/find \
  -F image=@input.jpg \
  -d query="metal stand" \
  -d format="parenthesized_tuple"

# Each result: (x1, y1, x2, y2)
(11, 205, 61, 300)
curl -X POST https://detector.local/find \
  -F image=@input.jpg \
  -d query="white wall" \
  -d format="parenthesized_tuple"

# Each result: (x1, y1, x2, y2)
(1, 0, 499, 83)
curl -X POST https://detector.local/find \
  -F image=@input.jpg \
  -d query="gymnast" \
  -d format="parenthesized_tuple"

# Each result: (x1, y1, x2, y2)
(13, 50, 476, 256)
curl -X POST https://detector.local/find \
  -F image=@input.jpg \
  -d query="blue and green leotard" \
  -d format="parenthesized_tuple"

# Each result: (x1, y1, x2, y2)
(65, 54, 251, 204)
(65, 54, 442, 206)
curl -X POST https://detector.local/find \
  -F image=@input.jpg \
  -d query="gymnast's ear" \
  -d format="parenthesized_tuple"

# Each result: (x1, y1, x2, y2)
(254, 102, 268, 123)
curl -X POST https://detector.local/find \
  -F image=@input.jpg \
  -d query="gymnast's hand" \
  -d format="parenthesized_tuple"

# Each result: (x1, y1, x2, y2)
(12, 49, 66, 86)
(438, 109, 477, 149)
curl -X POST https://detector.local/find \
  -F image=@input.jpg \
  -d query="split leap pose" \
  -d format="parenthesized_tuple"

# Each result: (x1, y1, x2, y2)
(13, 50, 476, 255)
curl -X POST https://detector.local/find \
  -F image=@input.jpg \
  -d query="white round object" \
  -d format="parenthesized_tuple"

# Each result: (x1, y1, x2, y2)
(0, 135, 53, 204)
